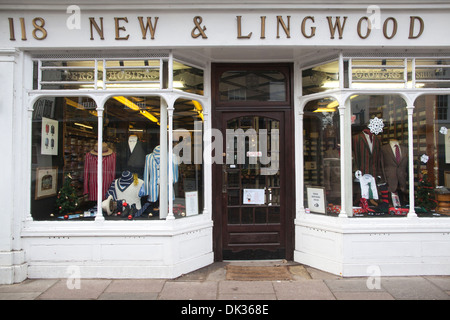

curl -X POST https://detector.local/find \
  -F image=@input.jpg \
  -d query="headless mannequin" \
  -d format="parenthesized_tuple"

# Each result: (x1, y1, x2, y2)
(128, 135, 138, 153)
(381, 139, 408, 204)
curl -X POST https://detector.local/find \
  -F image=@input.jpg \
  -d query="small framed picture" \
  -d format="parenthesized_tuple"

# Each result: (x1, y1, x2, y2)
(35, 167, 58, 200)
(307, 187, 326, 214)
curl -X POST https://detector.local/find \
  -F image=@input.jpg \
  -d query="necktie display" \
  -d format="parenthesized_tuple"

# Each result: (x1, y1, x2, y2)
(395, 144, 401, 164)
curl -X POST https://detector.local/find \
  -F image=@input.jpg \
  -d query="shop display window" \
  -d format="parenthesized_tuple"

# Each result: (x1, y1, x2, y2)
(173, 99, 204, 217)
(30, 95, 204, 221)
(413, 95, 450, 217)
(31, 96, 98, 220)
(303, 98, 341, 215)
(102, 96, 162, 220)
(350, 95, 409, 217)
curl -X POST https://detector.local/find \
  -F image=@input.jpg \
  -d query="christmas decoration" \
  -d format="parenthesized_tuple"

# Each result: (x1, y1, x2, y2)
(421, 154, 429, 163)
(415, 170, 437, 211)
(55, 173, 79, 216)
(440, 126, 448, 135)
(368, 117, 384, 135)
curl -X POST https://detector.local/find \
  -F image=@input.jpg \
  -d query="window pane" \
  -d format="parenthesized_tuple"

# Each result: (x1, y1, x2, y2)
(103, 96, 161, 220)
(103, 59, 161, 89)
(173, 61, 204, 95)
(414, 95, 450, 217)
(219, 70, 286, 101)
(351, 95, 408, 217)
(39, 60, 97, 90)
(31, 96, 98, 220)
(172, 99, 204, 218)
(303, 98, 341, 215)
(302, 60, 339, 95)
(350, 59, 406, 89)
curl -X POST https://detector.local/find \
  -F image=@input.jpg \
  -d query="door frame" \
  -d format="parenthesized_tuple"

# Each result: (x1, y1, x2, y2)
(211, 63, 295, 261)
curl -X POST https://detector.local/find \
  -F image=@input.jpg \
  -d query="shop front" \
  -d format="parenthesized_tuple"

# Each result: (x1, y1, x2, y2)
(1, 1, 450, 284)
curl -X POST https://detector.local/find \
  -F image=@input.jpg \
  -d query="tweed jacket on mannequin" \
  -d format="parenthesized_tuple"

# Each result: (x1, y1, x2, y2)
(381, 142, 408, 194)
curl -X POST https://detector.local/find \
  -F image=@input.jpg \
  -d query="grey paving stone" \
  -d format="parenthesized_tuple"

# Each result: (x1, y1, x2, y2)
(217, 293, 277, 300)
(105, 279, 165, 293)
(273, 280, 336, 300)
(0, 292, 43, 300)
(325, 278, 386, 292)
(219, 280, 275, 295)
(158, 281, 218, 300)
(381, 277, 450, 300)
(424, 276, 450, 292)
(0, 279, 58, 293)
(36, 279, 112, 300)
(333, 291, 395, 300)
(98, 292, 159, 300)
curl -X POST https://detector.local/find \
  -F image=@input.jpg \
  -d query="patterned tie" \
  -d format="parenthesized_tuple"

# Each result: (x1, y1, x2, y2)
(395, 144, 401, 164)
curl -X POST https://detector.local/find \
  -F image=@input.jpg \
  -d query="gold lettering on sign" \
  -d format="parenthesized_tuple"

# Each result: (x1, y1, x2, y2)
(8, 17, 47, 40)
(20, 17, 26, 40)
(301, 16, 316, 38)
(409, 16, 424, 39)
(89, 17, 104, 40)
(191, 16, 208, 39)
(32, 17, 47, 40)
(327, 16, 347, 39)
(276, 16, 291, 38)
(383, 17, 397, 39)
(260, 16, 266, 39)
(8, 18, 15, 40)
(138, 17, 159, 40)
(236, 16, 252, 39)
(114, 17, 130, 40)
(357, 17, 371, 39)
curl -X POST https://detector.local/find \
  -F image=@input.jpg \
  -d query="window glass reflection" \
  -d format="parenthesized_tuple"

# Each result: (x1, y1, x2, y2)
(303, 98, 341, 215)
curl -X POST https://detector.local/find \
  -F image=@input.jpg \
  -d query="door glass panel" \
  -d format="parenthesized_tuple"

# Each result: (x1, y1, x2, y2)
(228, 208, 240, 224)
(225, 116, 280, 224)
(219, 71, 287, 102)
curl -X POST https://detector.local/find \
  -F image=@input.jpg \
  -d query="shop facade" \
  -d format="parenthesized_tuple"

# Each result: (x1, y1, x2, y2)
(1, 0, 450, 284)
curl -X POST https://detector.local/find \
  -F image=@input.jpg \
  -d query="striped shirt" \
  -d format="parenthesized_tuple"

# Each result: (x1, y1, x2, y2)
(83, 152, 116, 201)
(141, 145, 179, 202)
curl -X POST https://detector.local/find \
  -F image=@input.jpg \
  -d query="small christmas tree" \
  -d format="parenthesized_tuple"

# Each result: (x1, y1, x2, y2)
(55, 173, 79, 215)
(415, 170, 437, 211)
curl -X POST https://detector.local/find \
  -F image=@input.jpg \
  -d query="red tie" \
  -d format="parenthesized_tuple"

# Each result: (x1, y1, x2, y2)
(395, 145, 401, 164)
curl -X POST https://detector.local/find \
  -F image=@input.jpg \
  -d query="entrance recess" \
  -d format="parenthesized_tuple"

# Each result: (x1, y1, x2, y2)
(212, 64, 295, 261)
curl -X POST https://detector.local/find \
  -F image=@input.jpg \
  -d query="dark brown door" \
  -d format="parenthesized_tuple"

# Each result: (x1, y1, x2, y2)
(212, 64, 294, 261)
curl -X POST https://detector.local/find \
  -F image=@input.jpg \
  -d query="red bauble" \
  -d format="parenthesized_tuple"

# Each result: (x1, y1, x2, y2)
(123, 201, 128, 207)
(117, 211, 121, 216)
(64, 215, 68, 220)
(128, 215, 132, 220)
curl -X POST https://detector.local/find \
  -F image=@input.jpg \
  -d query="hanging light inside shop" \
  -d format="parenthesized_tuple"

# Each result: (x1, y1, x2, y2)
(113, 96, 159, 123)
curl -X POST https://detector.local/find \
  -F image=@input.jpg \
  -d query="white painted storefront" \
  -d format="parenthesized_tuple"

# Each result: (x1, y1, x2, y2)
(1, 0, 450, 284)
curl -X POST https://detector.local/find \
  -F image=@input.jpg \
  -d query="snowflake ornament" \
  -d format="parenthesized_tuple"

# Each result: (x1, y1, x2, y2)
(421, 154, 429, 163)
(440, 126, 448, 135)
(368, 117, 384, 135)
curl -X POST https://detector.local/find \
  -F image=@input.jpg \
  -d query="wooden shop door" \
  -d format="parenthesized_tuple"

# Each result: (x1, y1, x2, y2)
(212, 64, 295, 261)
